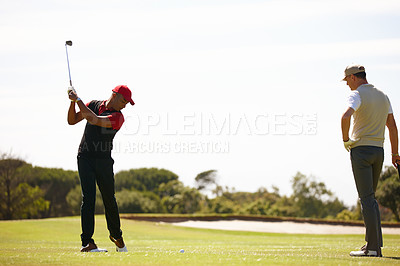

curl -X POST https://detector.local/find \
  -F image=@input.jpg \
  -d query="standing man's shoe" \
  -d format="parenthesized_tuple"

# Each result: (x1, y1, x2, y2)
(350, 247, 382, 257)
(110, 236, 128, 252)
(80, 242, 108, 252)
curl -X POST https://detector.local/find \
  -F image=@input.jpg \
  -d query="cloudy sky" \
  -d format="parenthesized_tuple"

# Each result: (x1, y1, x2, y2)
(1, 0, 400, 206)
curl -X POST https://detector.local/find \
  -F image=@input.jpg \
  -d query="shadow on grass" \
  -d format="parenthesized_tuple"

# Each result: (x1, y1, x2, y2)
(383, 256, 400, 260)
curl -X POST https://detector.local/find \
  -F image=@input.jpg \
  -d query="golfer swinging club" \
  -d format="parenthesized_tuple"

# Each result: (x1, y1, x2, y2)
(341, 64, 400, 257)
(67, 85, 134, 252)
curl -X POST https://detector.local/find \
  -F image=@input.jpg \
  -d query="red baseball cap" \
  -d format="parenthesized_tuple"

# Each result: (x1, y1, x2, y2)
(112, 85, 135, 105)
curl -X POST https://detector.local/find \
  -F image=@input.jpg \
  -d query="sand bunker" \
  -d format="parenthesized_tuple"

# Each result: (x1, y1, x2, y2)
(172, 220, 400, 235)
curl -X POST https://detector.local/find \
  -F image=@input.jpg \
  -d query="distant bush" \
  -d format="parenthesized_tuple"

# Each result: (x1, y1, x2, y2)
(117, 190, 160, 213)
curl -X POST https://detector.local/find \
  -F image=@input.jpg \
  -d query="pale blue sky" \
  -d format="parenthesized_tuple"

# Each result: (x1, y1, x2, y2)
(1, 0, 400, 206)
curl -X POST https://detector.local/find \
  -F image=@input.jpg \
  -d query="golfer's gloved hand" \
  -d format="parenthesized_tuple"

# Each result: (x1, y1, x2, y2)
(67, 86, 76, 94)
(343, 138, 359, 152)
(68, 87, 80, 102)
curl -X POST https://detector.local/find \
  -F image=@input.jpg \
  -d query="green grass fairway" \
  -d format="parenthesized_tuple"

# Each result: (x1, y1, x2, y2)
(1, 216, 400, 265)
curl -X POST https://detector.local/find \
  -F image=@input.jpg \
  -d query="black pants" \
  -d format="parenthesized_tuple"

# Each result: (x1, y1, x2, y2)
(350, 146, 383, 251)
(77, 155, 122, 246)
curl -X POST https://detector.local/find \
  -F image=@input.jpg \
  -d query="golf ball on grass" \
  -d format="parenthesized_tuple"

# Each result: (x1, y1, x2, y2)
(179, 249, 184, 253)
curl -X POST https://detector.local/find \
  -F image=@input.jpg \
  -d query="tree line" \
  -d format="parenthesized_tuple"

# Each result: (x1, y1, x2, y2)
(1, 153, 399, 221)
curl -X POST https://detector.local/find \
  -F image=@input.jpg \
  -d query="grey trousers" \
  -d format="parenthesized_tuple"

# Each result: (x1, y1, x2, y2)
(350, 146, 383, 251)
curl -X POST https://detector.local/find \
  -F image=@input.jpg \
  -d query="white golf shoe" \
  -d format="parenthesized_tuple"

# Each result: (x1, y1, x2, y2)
(110, 236, 128, 252)
(80, 243, 108, 252)
(350, 244, 381, 257)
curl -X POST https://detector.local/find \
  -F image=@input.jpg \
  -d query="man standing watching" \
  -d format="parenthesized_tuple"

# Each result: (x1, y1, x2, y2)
(341, 64, 400, 257)
(67, 85, 134, 252)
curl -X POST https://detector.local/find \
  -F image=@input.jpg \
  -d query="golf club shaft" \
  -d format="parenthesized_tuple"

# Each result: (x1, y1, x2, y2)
(65, 45, 72, 86)
(397, 163, 400, 179)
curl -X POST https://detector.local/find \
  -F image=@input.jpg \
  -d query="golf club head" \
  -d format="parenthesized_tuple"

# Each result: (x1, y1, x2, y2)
(65, 40, 73, 86)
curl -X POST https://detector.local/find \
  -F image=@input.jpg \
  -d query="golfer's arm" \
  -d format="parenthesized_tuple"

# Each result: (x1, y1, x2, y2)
(76, 100, 113, 128)
(386, 114, 399, 155)
(341, 107, 354, 141)
(67, 102, 84, 125)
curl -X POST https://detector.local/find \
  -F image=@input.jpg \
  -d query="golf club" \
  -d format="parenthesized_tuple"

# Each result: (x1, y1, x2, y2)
(397, 163, 400, 179)
(65, 40, 73, 86)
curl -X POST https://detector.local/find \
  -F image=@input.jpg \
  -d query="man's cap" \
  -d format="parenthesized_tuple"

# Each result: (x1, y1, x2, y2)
(342, 64, 366, 81)
(112, 85, 135, 105)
